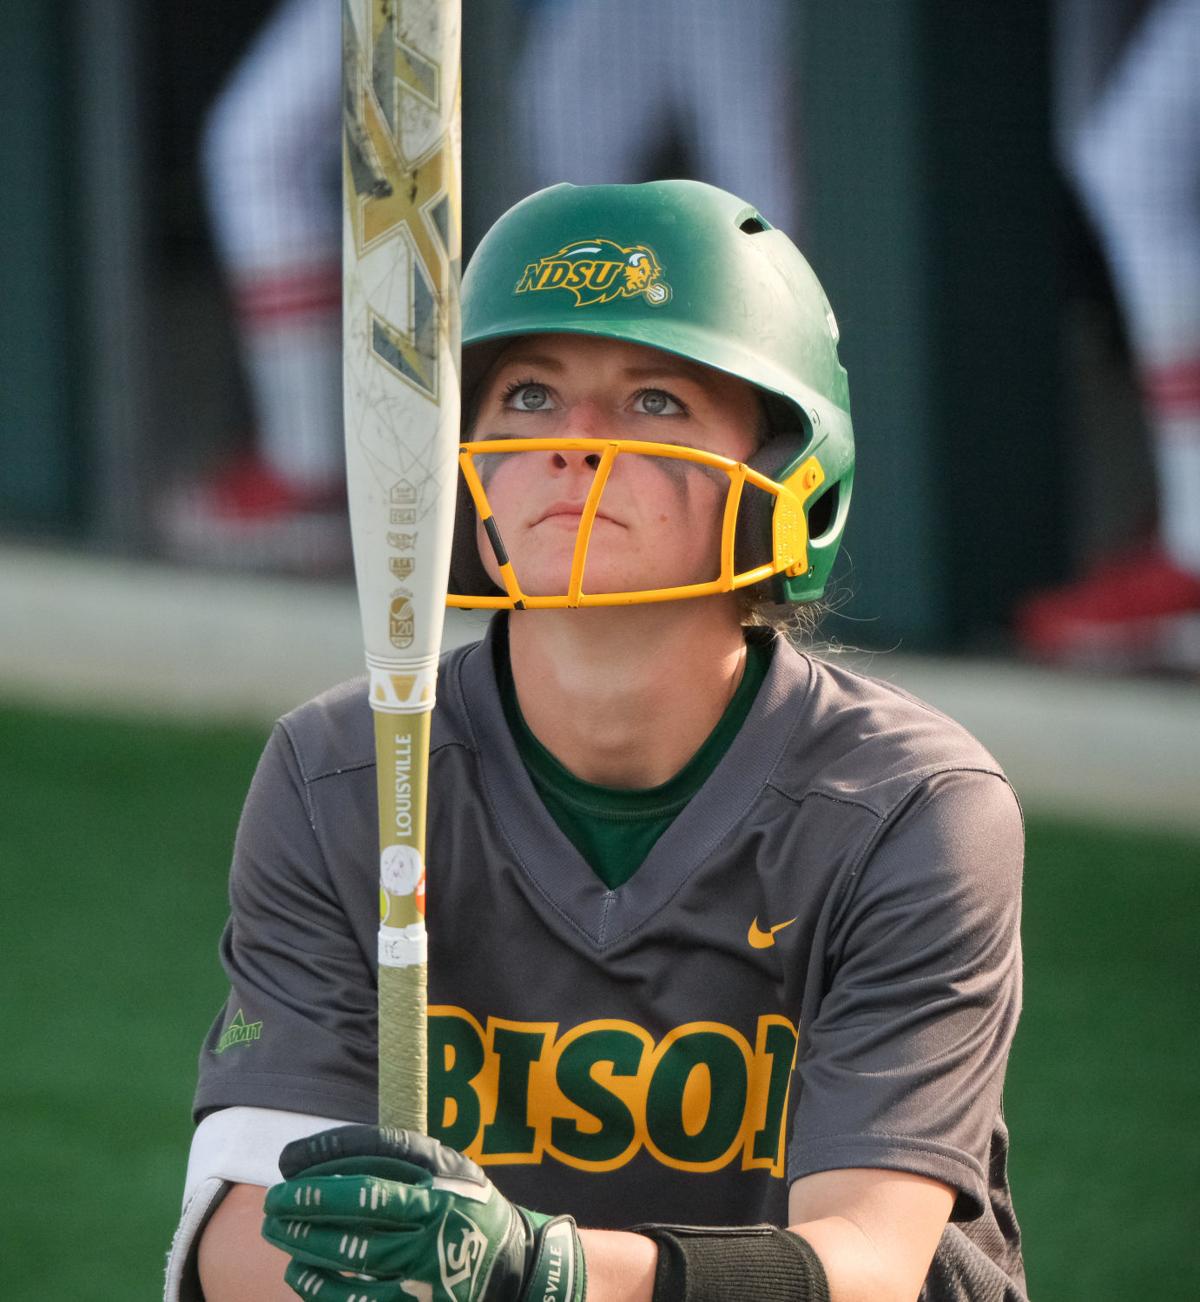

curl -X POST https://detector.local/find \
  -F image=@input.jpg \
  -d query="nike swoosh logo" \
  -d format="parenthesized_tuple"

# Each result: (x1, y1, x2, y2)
(747, 916, 797, 949)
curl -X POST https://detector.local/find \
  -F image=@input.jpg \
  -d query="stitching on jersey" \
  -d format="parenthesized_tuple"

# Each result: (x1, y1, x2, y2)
(766, 761, 1011, 823)
(293, 735, 468, 787)
(596, 890, 617, 946)
(788, 1132, 988, 1190)
(764, 781, 882, 818)
(275, 718, 323, 833)
(814, 655, 996, 741)
(282, 643, 483, 788)
(274, 717, 372, 952)
(798, 770, 1020, 978)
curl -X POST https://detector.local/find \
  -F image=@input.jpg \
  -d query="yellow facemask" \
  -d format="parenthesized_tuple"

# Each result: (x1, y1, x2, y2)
(447, 437, 826, 609)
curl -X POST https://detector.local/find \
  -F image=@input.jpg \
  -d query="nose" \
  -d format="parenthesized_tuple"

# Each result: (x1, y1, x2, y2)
(549, 448, 602, 472)
(561, 397, 607, 438)
(549, 398, 605, 470)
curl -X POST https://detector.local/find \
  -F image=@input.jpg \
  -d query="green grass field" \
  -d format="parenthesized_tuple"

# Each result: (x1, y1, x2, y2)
(2, 700, 1196, 1299)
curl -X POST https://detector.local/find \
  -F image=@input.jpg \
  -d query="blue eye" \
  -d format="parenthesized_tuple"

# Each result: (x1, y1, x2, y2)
(634, 389, 684, 416)
(503, 381, 553, 412)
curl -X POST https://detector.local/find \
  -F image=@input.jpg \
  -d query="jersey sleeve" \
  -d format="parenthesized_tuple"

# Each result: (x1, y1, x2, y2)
(788, 768, 1024, 1220)
(192, 720, 379, 1123)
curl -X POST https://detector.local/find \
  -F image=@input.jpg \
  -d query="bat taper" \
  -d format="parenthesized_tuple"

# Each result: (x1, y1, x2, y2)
(341, 0, 461, 1132)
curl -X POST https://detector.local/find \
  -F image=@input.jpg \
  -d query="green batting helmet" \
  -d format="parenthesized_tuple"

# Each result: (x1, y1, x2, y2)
(458, 179, 854, 605)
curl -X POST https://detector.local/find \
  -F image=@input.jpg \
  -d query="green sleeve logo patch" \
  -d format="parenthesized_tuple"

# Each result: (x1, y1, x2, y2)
(214, 1009, 263, 1054)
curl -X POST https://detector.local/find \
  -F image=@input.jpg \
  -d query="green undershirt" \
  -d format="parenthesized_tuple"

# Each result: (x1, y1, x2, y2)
(499, 634, 771, 890)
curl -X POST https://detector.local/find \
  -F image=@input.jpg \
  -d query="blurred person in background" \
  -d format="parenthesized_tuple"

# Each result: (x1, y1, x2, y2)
(1017, 0, 1200, 671)
(160, 0, 349, 574)
(510, 0, 803, 234)
(159, 0, 805, 576)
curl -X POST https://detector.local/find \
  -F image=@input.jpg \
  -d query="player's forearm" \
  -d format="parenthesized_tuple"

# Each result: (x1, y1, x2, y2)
(789, 1215, 922, 1302)
(591, 1219, 917, 1302)
(197, 1182, 294, 1302)
(577, 1229, 657, 1302)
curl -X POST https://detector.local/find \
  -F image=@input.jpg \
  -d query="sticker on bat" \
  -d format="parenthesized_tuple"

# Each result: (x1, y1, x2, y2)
(381, 843, 425, 897)
(389, 590, 415, 647)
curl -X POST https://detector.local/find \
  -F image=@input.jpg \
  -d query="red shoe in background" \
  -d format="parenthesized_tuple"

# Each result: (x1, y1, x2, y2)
(159, 453, 352, 575)
(1015, 545, 1200, 671)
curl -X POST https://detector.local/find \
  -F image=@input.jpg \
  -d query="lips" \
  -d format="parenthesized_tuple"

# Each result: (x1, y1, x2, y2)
(533, 500, 620, 527)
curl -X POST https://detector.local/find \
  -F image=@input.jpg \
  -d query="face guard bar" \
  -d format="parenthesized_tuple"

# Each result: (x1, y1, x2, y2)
(447, 437, 826, 609)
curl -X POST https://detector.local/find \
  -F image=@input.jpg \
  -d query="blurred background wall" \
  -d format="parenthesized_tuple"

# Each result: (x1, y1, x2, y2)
(3, 0, 1151, 653)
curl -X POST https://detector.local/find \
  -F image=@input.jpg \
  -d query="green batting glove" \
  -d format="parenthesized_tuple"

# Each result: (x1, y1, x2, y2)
(262, 1125, 586, 1302)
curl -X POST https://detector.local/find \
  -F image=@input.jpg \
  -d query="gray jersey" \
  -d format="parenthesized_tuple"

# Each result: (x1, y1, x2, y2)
(195, 618, 1027, 1299)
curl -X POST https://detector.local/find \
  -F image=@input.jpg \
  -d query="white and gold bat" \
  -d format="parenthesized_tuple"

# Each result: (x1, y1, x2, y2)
(341, 0, 461, 1132)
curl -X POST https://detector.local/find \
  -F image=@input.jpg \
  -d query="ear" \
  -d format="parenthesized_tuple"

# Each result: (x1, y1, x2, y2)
(733, 429, 810, 585)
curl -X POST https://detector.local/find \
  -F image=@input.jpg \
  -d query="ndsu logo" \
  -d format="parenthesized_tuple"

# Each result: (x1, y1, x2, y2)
(515, 239, 672, 307)
(438, 1207, 487, 1300)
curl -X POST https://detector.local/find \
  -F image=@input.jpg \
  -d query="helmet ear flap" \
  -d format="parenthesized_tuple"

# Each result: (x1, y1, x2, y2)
(734, 428, 809, 586)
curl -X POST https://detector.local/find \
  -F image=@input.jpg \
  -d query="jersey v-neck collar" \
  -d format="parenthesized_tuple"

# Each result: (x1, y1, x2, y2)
(497, 625, 772, 889)
(449, 615, 815, 949)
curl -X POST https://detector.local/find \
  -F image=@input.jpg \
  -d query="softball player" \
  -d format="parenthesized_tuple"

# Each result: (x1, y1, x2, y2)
(509, 0, 803, 234)
(165, 0, 347, 572)
(1019, 0, 1200, 667)
(169, 182, 1027, 1301)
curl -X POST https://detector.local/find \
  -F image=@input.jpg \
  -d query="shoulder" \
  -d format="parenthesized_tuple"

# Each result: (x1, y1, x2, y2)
(766, 643, 1016, 824)
(273, 638, 485, 786)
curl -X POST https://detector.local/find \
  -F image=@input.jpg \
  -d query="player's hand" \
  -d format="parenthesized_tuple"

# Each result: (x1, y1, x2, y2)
(262, 1125, 586, 1302)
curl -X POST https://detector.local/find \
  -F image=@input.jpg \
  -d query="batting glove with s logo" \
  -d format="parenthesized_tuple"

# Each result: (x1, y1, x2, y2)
(262, 1125, 586, 1302)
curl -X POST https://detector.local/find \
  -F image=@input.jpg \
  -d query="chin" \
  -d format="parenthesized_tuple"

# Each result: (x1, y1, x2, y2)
(498, 544, 717, 601)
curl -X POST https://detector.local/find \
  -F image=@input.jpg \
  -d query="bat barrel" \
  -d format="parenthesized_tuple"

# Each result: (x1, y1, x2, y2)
(343, 0, 462, 1132)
